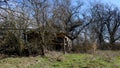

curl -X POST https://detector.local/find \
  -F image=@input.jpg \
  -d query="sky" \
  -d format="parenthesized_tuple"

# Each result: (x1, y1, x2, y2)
(83, 0, 120, 8)
(103, 0, 120, 7)
(1, 0, 120, 8)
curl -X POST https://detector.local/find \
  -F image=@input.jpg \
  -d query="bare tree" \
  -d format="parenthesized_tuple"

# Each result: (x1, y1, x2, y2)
(88, 2, 120, 49)
(104, 6, 120, 45)
(88, 3, 107, 47)
(27, 0, 54, 56)
(0, 0, 31, 56)
(52, 0, 83, 41)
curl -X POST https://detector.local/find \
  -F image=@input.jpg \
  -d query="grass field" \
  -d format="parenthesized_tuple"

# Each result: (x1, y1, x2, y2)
(0, 50, 120, 68)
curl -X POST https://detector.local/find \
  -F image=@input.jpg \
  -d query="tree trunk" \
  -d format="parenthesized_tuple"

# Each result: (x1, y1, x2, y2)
(110, 35, 115, 45)
(41, 45, 45, 56)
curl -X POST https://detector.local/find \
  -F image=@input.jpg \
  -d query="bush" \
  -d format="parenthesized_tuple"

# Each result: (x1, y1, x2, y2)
(72, 43, 96, 54)
(0, 31, 24, 56)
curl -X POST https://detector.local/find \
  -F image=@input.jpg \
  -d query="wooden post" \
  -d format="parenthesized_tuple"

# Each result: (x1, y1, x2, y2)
(63, 37, 66, 54)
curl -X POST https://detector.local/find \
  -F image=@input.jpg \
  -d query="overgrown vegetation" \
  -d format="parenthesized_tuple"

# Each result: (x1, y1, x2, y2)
(0, 0, 120, 57)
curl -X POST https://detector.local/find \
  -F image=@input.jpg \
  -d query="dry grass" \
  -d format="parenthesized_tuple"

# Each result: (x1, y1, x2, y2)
(95, 50, 120, 58)
(0, 50, 119, 68)
(45, 51, 65, 62)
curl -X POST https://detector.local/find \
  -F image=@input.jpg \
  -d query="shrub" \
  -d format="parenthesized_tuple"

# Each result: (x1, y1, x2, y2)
(72, 42, 97, 54)
(0, 31, 24, 56)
